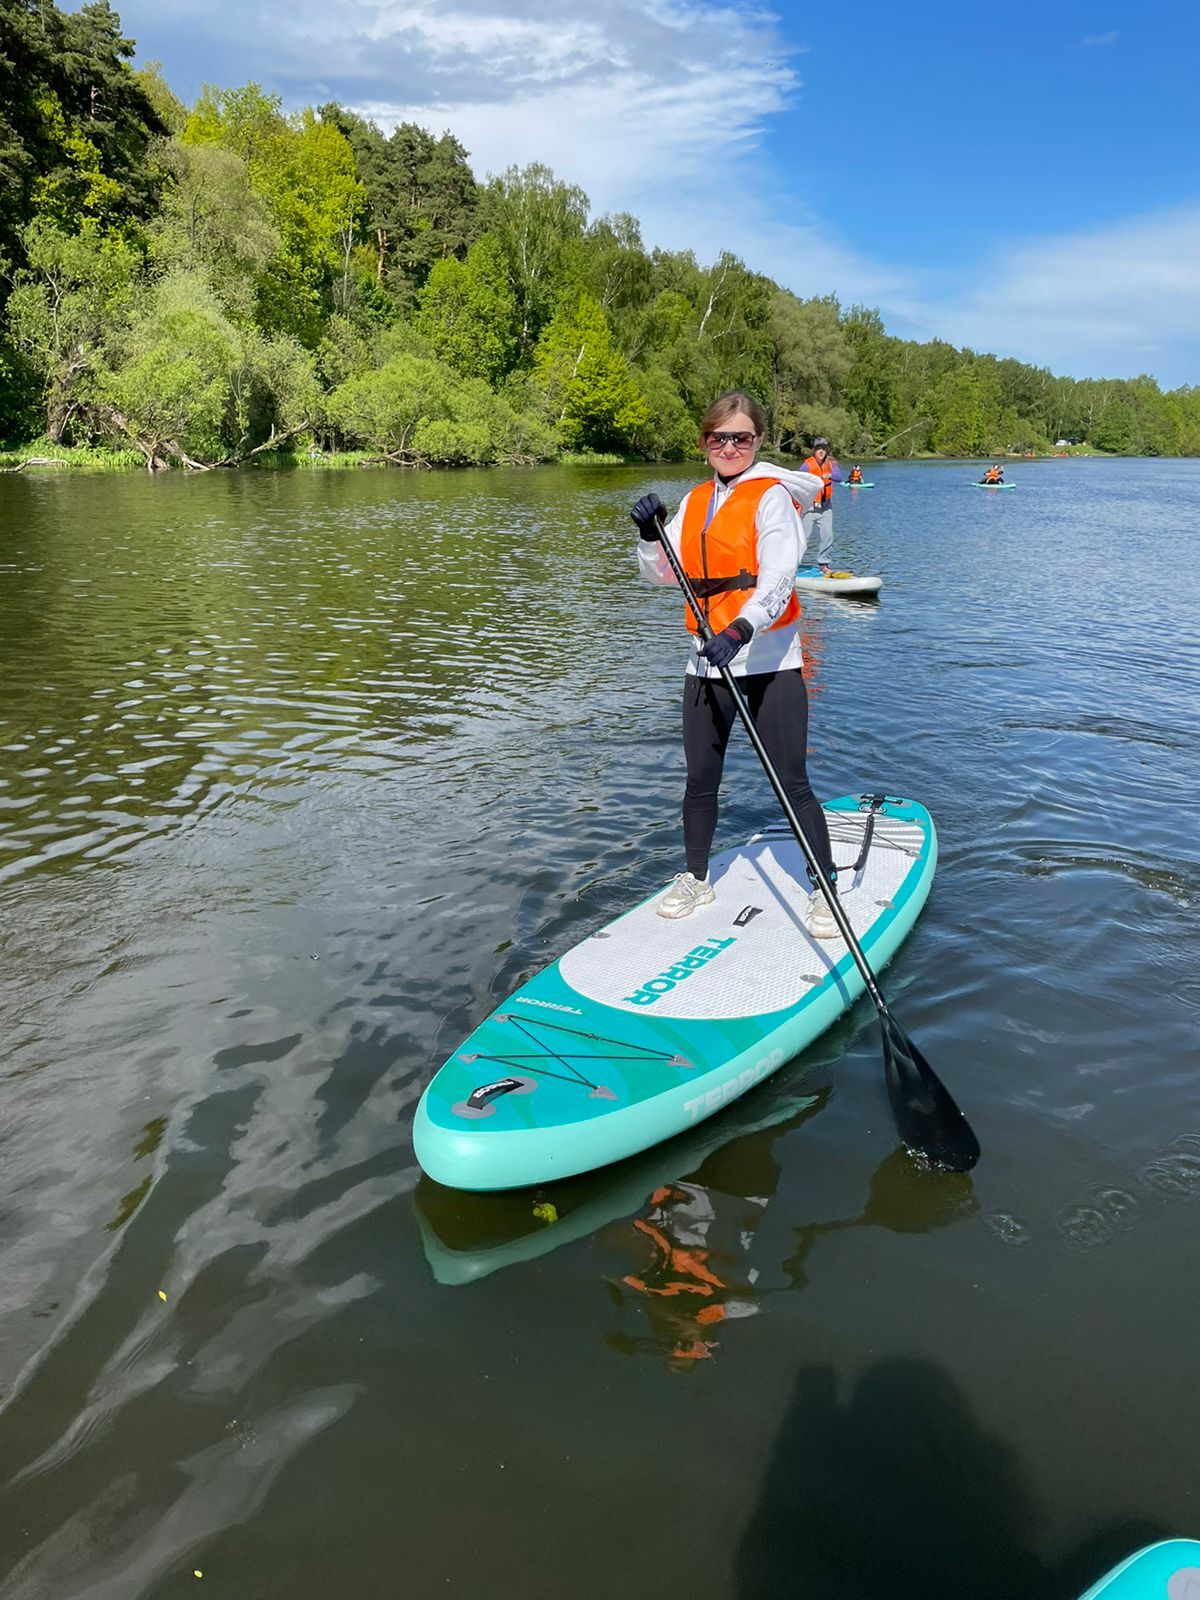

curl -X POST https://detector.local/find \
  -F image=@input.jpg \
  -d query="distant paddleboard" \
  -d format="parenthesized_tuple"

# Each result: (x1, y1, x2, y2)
(414, 795, 935, 1191)
(842, 481, 874, 488)
(971, 481, 1015, 489)
(795, 566, 882, 596)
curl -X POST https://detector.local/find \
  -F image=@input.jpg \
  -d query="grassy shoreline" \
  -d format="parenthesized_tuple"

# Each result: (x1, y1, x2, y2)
(0, 443, 640, 473)
(1, 443, 145, 473)
(0, 441, 1132, 475)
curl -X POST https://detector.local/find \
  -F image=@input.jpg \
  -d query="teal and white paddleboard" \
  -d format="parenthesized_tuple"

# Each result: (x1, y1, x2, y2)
(971, 481, 1015, 489)
(1077, 1540, 1200, 1599)
(842, 481, 875, 488)
(414, 795, 936, 1192)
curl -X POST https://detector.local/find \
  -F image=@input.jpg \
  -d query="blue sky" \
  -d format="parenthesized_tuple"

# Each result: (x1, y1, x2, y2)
(103, 0, 1200, 385)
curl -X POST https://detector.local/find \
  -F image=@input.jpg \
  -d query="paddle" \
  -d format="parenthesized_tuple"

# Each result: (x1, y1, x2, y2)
(648, 506, 980, 1172)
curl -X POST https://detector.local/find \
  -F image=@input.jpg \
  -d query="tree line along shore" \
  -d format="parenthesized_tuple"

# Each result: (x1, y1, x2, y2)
(3, 0, 1197, 473)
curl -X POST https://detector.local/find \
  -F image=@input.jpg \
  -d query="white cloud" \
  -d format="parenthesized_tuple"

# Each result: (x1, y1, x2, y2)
(894, 203, 1200, 385)
(1079, 29, 1119, 46)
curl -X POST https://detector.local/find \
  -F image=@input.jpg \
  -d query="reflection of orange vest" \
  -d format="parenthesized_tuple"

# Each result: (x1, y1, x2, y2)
(802, 455, 833, 505)
(679, 478, 801, 637)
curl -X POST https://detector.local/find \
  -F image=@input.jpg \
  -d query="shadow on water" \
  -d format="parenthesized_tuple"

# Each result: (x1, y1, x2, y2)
(736, 1358, 1168, 1600)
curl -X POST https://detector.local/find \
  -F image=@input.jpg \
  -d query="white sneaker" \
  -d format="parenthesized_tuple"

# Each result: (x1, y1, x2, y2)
(657, 872, 716, 919)
(807, 887, 840, 940)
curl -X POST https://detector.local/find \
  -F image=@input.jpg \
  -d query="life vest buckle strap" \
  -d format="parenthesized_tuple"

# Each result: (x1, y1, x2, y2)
(688, 571, 756, 600)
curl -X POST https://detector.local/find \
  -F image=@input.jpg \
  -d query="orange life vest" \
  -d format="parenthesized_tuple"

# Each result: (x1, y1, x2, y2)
(679, 477, 801, 637)
(849, 469, 862, 483)
(802, 454, 834, 506)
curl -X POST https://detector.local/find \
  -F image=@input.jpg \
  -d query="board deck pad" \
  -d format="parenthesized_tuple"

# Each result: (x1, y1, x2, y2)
(560, 812, 923, 1019)
(414, 795, 935, 1191)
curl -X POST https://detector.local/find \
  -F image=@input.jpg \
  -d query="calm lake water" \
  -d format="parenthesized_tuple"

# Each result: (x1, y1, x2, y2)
(0, 457, 1197, 1599)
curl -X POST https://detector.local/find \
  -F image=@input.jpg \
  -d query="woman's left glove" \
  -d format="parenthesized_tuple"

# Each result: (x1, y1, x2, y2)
(630, 493, 667, 540)
(699, 617, 754, 669)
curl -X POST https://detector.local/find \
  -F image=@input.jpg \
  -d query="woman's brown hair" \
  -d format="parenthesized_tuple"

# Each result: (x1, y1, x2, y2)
(698, 391, 767, 439)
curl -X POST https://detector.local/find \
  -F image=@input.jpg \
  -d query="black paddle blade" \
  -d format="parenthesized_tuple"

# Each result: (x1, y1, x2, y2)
(881, 1010, 980, 1173)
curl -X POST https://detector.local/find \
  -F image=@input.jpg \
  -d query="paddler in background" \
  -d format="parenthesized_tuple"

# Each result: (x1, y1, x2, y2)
(981, 463, 1004, 483)
(847, 465, 864, 484)
(800, 437, 837, 571)
(630, 390, 839, 936)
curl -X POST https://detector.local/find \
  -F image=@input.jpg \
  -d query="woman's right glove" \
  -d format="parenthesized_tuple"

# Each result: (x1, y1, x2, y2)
(699, 617, 754, 669)
(631, 493, 667, 541)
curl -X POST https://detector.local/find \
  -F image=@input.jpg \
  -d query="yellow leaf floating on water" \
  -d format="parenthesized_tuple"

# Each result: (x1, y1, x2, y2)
(158, 1290, 167, 1302)
(532, 1201, 558, 1225)
(193, 1571, 203, 1579)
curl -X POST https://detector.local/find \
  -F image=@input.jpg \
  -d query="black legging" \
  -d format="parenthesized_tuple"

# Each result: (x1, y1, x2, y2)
(681, 668, 835, 886)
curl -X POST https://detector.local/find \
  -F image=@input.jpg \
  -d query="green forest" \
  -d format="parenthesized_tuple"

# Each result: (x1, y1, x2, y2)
(3, 0, 1199, 470)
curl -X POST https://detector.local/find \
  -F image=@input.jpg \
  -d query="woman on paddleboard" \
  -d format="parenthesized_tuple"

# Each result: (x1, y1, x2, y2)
(630, 391, 839, 936)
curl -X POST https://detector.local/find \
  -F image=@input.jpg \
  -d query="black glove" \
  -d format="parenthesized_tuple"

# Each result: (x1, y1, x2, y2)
(631, 492, 667, 541)
(699, 617, 754, 669)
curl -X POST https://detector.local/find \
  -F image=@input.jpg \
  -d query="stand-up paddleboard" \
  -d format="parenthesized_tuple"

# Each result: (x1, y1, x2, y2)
(971, 481, 1015, 489)
(1077, 1540, 1200, 1599)
(414, 795, 936, 1192)
(416, 1083, 822, 1285)
(795, 565, 883, 597)
(842, 481, 875, 488)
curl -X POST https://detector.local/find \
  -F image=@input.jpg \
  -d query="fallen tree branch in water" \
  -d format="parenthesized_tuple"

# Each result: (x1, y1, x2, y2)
(2, 456, 71, 473)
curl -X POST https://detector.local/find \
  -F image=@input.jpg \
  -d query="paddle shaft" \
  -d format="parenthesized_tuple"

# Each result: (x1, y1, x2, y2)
(652, 511, 891, 1011)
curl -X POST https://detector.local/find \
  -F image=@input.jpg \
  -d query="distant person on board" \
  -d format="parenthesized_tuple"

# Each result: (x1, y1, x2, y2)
(981, 464, 1004, 483)
(629, 391, 838, 936)
(800, 437, 836, 570)
(848, 465, 864, 484)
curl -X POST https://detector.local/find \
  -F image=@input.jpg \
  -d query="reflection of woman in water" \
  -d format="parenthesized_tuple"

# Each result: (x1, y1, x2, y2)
(604, 1121, 786, 1368)
(605, 1138, 977, 1371)
(614, 1180, 767, 1368)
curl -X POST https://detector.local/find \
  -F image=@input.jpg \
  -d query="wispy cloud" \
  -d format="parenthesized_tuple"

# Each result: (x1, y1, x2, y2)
(1079, 29, 1118, 46)
(894, 202, 1200, 386)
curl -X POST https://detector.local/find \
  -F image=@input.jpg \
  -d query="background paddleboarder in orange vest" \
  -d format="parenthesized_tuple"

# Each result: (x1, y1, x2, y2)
(801, 437, 837, 571)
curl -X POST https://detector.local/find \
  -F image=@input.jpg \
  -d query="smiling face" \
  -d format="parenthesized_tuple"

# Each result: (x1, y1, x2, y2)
(702, 411, 761, 474)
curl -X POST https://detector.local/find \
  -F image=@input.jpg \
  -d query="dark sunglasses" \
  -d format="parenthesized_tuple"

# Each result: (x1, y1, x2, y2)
(705, 431, 757, 449)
